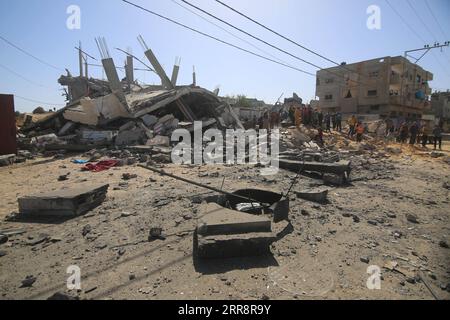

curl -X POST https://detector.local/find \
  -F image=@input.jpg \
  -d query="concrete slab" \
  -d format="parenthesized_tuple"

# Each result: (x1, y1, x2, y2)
(197, 203, 272, 236)
(0, 154, 16, 167)
(196, 232, 275, 259)
(18, 184, 109, 217)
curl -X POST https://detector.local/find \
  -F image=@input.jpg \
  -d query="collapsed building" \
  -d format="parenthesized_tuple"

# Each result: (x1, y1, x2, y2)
(18, 36, 243, 153)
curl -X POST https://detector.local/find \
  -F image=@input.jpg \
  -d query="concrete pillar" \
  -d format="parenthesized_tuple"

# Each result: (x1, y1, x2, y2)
(102, 58, 125, 100)
(144, 48, 173, 89)
(171, 64, 180, 86)
(126, 55, 134, 89)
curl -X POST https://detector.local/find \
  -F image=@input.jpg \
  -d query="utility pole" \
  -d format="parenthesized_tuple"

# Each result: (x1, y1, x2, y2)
(400, 41, 450, 107)
(404, 41, 450, 64)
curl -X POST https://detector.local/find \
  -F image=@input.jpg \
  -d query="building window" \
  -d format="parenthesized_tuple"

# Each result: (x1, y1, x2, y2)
(369, 71, 379, 78)
(325, 94, 333, 100)
(367, 90, 378, 97)
(325, 78, 334, 84)
(317, 78, 321, 86)
(345, 90, 352, 98)
(370, 105, 380, 111)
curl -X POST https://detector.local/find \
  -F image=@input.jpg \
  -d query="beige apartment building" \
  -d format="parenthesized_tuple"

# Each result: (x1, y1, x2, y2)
(315, 56, 433, 119)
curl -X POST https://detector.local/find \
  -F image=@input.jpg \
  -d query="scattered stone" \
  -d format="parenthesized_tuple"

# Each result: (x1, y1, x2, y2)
(20, 275, 37, 288)
(149, 228, 165, 241)
(0, 234, 8, 245)
(406, 213, 419, 224)
(82, 225, 92, 237)
(300, 209, 310, 216)
(122, 173, 138, 180)
(352, 215, 360, 223)
(27, 233, 50, 246)
(367, 220, 378, 226)
(0, 250, 7, 257)
(47, 292, 79, 300)
(386, 212, 397, 219)
(439, 240, 449, 249)
(58, 173, 70, 181)
(360, 257, 370, 264)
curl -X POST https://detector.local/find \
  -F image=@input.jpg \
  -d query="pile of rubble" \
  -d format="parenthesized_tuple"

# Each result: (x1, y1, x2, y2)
(13, 43, 243, 167)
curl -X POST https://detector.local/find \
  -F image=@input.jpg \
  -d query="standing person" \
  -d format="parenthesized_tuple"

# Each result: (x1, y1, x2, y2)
(399, 122, 409, 144)
(288, 106, 295, 125)
(409, 122, 419, 145)
(325, 112, 331, 133)
(318, 110, 324, 128)
(385, 118, 393, 137)
(433, 124, 443, 150)
(421, 124, 430, 148)
(331, 113, 336, 131)
(348, 115, 357, 138)
(336, 112, 342, 132)
(316, 127, 324, 146)
(356, 122, 365, 142)
(295, 106, 302, 129)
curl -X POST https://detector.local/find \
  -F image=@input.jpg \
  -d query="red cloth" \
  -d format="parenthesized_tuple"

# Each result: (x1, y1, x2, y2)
(83, 160, 119, 172)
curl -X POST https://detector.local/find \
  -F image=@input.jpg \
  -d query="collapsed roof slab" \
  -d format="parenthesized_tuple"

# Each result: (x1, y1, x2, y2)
(63, 94, 131, 126)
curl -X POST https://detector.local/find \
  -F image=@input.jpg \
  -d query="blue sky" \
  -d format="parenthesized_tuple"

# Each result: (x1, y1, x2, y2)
(0, 0, 449, 112)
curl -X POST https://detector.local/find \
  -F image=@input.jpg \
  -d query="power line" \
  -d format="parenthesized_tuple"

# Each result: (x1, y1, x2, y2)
(14, 94, 65, 106)
(0, 63, 58, 90)
(120, 0, 315, 76)
(0, 35, 63, 72)
(385, 0, 450, 78)
(169, 0, 294, 68)
(406, 0, 437, 42)
(181, 0, 369, 86)
(213, 0, 344, 69)
(424, 0, 448, 40)
(385, 0, 426, 43)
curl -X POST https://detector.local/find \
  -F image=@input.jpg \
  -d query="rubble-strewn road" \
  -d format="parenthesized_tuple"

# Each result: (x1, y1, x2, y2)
(0, 147, 449, 300)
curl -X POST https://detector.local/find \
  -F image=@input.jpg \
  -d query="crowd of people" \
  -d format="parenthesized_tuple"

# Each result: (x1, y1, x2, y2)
(386, 119, 444, 150)
(246, 104, 445, 151)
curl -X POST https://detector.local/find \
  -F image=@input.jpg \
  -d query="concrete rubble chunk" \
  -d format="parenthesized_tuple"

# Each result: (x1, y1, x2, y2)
(195, 203, 274, 259)
(196, 232, 275, 259)
(0, 154, 16, 167)
(146, 135, 170, 147)
(197, 203, 272, 236)
(141, 115, 158, 128)
(18, 184, 109, 217)
(116, 127, 146, 146)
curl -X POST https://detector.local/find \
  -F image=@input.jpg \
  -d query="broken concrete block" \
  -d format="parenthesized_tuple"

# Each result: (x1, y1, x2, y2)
(81, 130, 115, 143)
(18, 184, 109, 217)
(141, 115, 158, 128)
(197, 203, 272, 236)
(0, 154, 16, 167)
(119, 121, 136, 132)
(296, 188, 329, 203)
(137, 122, 154, 139)
(195, 203, 275, 258)
(146, 135, 170, 147)
(57, 121, 77, 136)
(116, 127, 146, 146)
(196, 232, 275, 259)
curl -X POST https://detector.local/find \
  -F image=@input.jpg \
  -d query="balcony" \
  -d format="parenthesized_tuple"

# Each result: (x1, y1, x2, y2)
(390, 73, 401, 84)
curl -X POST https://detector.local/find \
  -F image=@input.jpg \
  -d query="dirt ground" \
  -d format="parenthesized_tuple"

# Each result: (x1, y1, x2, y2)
(0, 139, 449, 300)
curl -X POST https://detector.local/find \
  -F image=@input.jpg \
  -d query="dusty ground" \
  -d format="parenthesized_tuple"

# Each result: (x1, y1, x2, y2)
(0, 139, 449, 300)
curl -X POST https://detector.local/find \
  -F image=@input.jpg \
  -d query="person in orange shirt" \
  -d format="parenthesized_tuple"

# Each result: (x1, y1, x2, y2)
(356, 122, 365, 142)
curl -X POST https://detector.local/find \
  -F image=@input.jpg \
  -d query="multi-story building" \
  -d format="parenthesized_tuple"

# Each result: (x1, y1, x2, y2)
(315, 56, 433, 119)
(431, 91, 450, 119)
